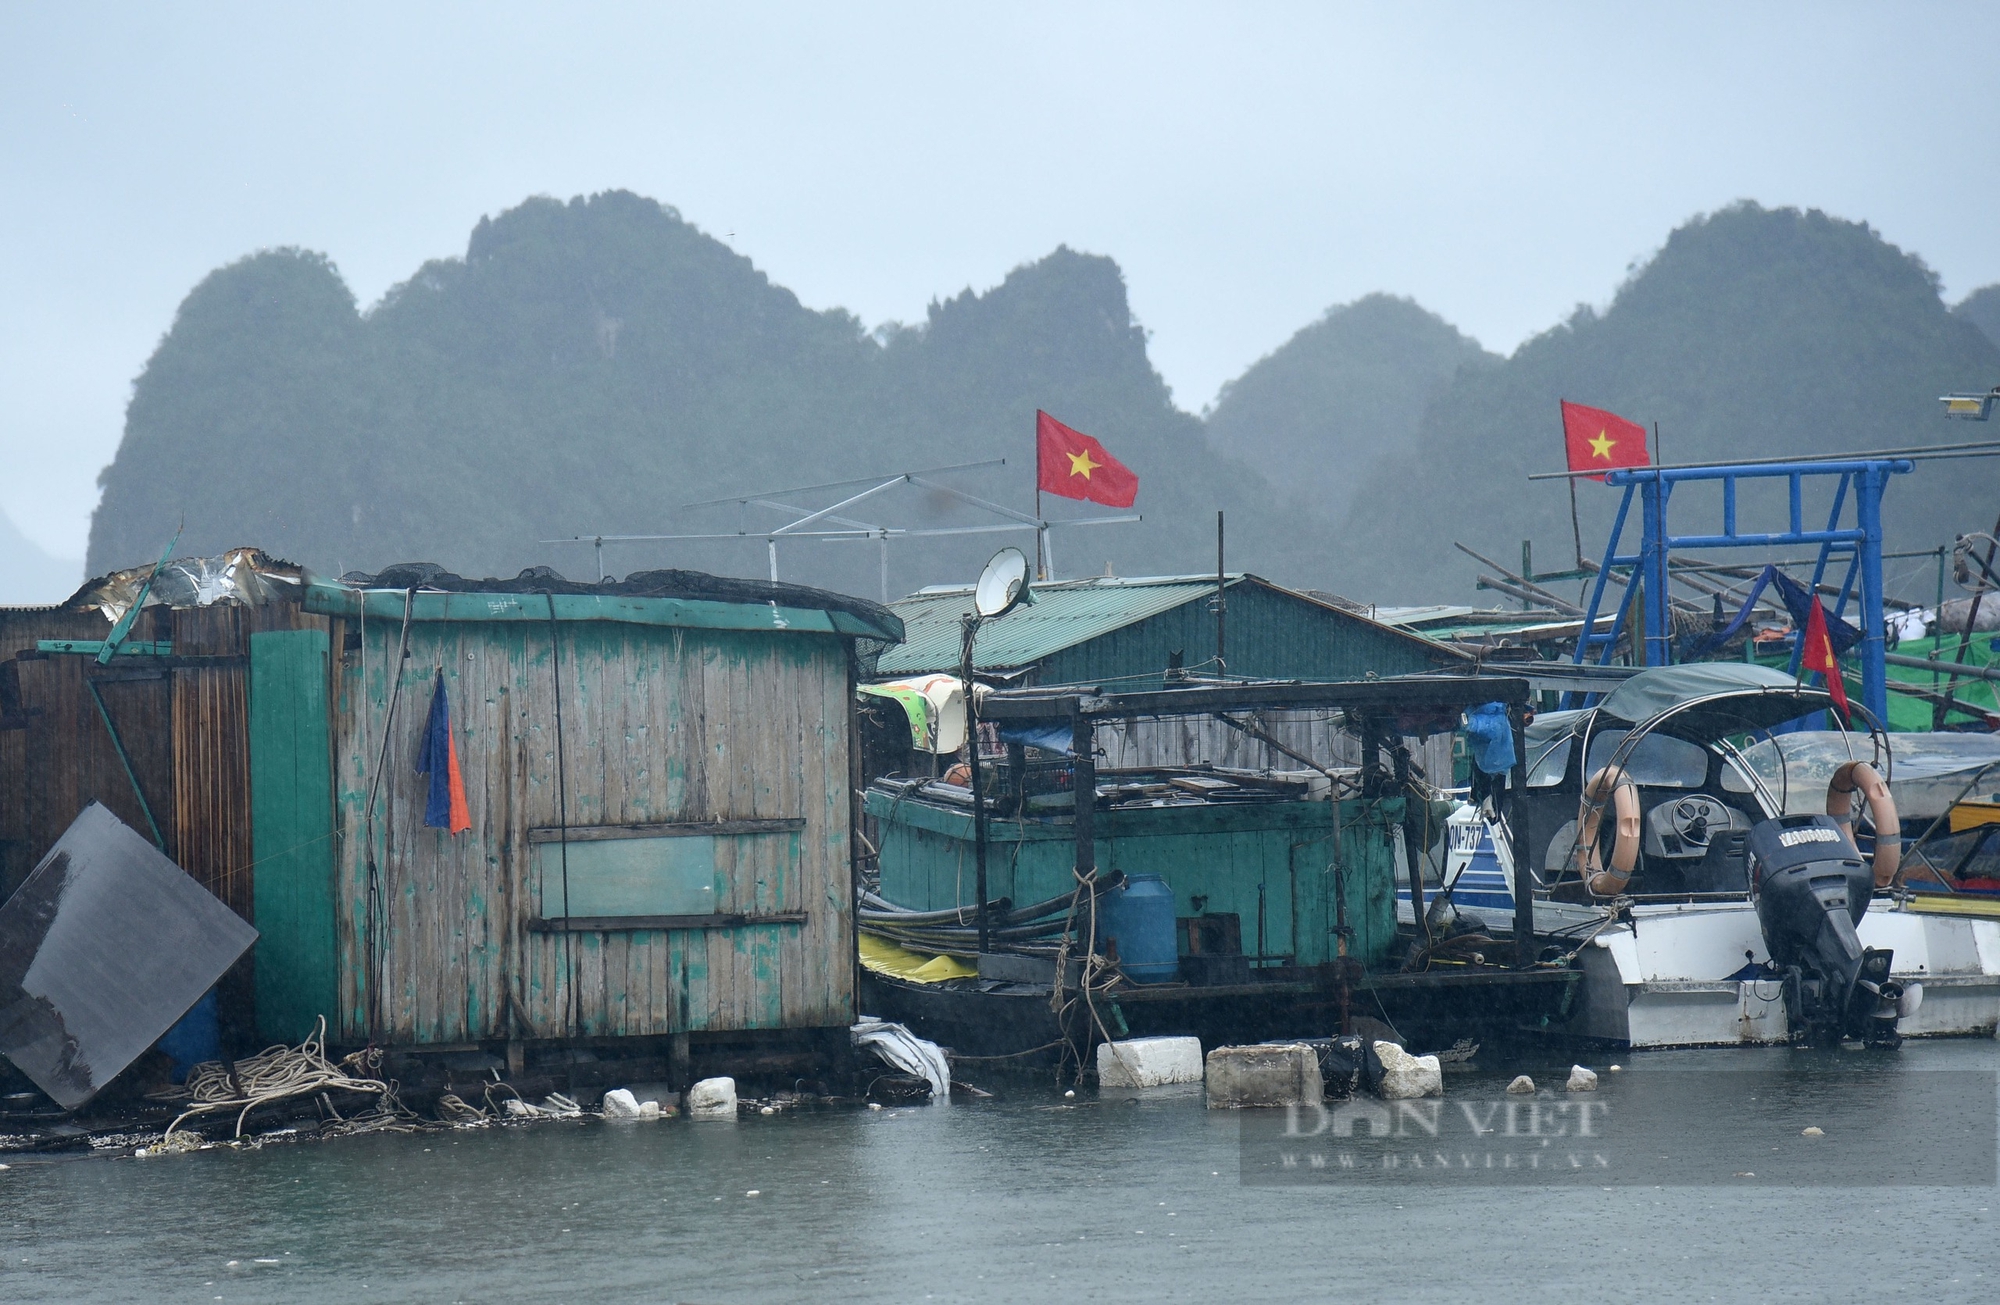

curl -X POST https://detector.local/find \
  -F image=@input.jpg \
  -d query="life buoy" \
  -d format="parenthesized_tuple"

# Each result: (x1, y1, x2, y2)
(1828, 760, 1900, 887)
(1579, 765, 1642, 896)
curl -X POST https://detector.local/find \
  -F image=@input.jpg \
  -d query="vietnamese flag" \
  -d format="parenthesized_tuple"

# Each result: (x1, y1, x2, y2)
(1799, 597, 1853, 724)
(417, 670, 473, 834)
(1037, 411, 1139, 507)
(1561, 400, 1650, 482)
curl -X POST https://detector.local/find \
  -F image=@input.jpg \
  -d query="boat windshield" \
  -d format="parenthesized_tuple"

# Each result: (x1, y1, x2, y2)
(1584, 728, 1707, 789)
(1526, 736, 1571, 788)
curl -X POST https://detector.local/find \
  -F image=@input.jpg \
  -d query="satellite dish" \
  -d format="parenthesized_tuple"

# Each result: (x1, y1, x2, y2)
(974, 547, 1031, 618)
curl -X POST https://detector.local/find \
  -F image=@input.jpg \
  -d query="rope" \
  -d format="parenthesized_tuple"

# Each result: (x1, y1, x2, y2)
(153, 1017, 398, 1140)
(362, 588, 416, 1037)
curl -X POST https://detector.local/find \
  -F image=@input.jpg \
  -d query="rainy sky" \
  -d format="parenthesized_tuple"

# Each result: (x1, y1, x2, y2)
(4, 2, 1996, 560)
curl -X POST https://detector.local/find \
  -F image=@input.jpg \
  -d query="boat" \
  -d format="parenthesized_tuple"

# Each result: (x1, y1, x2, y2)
(1399, 664, 2000, 1047)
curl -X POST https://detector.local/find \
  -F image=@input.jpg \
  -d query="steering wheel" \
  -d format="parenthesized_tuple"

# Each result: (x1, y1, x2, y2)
(1668, 796, 1727, 850)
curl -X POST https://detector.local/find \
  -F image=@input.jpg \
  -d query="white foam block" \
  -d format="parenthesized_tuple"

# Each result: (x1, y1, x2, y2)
(1204, 1043, 1323, 1109)
(1097, 1036, 1205, 1088)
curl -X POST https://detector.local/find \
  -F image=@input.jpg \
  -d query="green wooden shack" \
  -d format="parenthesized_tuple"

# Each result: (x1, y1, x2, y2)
(2, 554, 902, 1066)
(858, 677, 1570, 1055)
(867, 782, 1408, 971)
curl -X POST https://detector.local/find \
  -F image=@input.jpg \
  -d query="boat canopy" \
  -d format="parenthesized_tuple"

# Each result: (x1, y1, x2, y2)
(1735, 730, 2000, 820)
(1595, 664, 1802, 725)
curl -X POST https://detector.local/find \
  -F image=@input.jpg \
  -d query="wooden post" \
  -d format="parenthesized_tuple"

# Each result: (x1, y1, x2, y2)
(1396, 743, 1427, 939)
(1509, 700, 1535, 969)
(670, 1031, 691, 1089)
(1072, 707, 1095, 882)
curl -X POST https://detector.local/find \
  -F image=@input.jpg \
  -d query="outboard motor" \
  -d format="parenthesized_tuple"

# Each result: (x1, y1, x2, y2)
(1748, 814, 1903, 1047)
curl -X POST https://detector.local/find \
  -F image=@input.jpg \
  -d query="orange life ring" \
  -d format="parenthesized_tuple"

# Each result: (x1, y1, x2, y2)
(1828, 760, 1900, 887)
(1579, 765, 1642, 896)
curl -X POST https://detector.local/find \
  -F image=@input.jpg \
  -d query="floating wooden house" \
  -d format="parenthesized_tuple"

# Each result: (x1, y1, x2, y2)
(860, 677, 1578, 1057)
(0, 553, 901, 1070)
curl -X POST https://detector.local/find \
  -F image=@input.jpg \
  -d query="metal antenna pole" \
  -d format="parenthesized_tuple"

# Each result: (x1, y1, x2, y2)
(1214, 510, 1227, 676)
(768, 539, 778, 582)
(961, 615, 990, 954)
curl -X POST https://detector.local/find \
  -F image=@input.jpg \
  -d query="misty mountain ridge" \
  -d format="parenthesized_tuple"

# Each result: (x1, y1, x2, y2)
(88, 193, 2000, 611)
(1333, 202, 2000, 602)
(1204, 293, 1494, 523)
(91, 192, 1326, 599)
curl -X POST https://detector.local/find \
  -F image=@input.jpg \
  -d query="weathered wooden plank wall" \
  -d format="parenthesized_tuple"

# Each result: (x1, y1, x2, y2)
(170, 607, 254, 921)
(329, 615, 855, 1045)
(0, 607, 175, 897)
(1095, 710, 1456, 788)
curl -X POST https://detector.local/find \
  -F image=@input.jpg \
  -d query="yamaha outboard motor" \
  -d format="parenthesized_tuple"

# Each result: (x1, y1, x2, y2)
(1748, 814, 1903, 1047)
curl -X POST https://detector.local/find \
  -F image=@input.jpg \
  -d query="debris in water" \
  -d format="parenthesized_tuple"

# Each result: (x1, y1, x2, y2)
(1506, 1075, 1536, 1094)
(1802, 1126, 1825, 1137)
(1567, 1065, 1599, 1092)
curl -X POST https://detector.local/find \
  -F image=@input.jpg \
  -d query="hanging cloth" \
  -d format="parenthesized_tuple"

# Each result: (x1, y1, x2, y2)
(417, 670, 472, 833)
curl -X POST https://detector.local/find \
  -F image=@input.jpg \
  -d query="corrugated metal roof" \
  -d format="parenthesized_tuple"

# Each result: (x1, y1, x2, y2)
(875, 574, 1243, 675)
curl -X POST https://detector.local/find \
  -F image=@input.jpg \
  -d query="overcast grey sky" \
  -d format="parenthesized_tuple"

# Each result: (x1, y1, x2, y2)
(3, 2, 1996, 562)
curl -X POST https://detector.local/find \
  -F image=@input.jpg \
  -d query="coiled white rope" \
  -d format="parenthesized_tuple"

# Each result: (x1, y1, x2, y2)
(154, 1016, 396, 1140)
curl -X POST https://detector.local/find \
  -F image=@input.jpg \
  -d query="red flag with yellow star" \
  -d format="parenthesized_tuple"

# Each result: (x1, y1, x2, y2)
(1800, 596, 1852, 724)
(1037, 411, 1138, 507)
(1561, 400, 1649, 482)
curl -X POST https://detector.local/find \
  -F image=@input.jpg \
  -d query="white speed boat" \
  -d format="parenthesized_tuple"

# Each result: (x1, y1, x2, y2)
(1399, 664, 2000, 1048)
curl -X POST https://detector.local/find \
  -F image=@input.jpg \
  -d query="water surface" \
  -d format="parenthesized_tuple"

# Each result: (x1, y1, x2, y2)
(3, 1041, 1995, 1303)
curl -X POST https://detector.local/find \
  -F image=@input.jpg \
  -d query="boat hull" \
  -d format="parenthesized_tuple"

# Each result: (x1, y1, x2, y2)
(1570, 902, 2000, 1047)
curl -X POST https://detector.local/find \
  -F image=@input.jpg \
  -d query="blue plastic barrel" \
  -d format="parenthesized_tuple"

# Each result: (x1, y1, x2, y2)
(157, 988, 220, 1082)
(1096, 874, 1179, 984)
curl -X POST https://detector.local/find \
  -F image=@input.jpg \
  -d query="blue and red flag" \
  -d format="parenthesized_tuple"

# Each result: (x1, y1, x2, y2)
(417, 670, 472, 833)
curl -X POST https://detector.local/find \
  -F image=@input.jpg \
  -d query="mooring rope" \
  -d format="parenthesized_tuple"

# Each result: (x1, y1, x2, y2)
(153, 1016, 398, 1140)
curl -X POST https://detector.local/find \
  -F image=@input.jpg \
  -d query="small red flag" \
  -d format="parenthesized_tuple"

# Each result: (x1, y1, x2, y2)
(1037, 411, 1138, 508)
(1561, 400, 1650, 482)
(1800, 598, 1852, 724)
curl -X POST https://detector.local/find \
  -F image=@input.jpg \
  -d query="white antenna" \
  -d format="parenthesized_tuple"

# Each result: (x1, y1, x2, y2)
(974, 547, 1031, 618)
(541, 460, 1138, 601)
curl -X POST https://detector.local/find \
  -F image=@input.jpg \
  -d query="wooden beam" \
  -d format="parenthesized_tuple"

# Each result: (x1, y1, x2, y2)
(525, 817, 805, 844)
(526, 911, 808, 932)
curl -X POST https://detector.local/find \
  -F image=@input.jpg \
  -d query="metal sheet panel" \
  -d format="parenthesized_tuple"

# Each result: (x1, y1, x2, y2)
(877, 574, 1461, 684)
(0, 802, 257, 1109)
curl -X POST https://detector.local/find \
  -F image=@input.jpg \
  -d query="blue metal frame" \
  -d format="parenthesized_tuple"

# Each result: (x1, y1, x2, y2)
(1566, 458, 1914, 721)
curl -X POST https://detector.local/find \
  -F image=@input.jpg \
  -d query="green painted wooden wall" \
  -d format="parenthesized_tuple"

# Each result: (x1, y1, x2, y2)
(249, 628, 338, 1042)
(328, 618, 856, 1045)
(866, 791, 1405, 970)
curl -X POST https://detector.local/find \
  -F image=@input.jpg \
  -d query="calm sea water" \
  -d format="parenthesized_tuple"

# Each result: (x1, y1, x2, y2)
(2, 1040, 1995, 1304)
